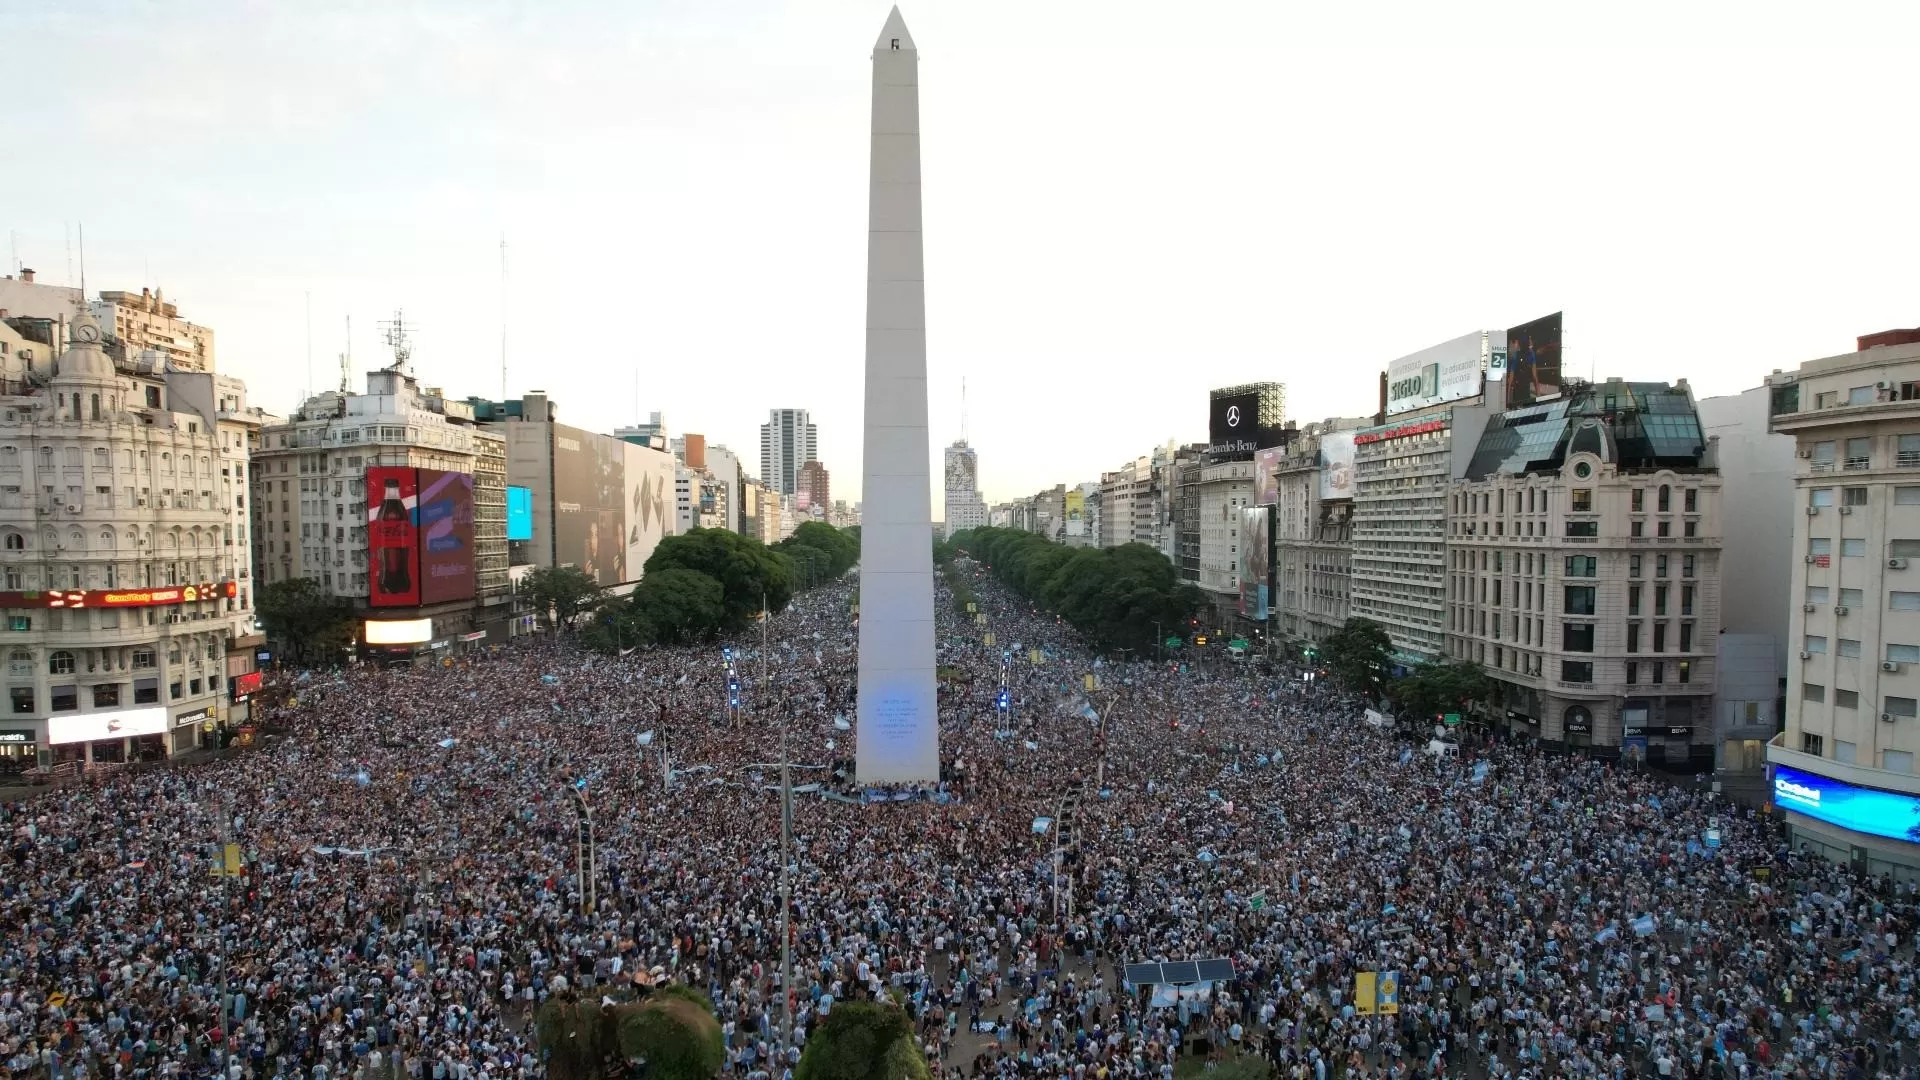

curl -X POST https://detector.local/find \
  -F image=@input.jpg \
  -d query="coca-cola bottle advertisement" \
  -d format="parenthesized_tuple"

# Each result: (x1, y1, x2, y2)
(366, 467, 420, 606)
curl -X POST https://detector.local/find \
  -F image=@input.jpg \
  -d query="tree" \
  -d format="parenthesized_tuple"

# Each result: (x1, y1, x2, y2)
(626, 568, 727, 647)
(1389, 660, 1492, 724)
(645, 528, 793, 632)
(617, 984, 725, 1080)
(523, 565, 606, 631)
(1320, 617, 1393, 698)
(950, 527, 1202, 656)
(795, 999, 929, 1080)
(788, 521, 859, 577)
(254, 577, 355, 664)
(780, 543, 831, 591)
(533, 992, 615, 1080)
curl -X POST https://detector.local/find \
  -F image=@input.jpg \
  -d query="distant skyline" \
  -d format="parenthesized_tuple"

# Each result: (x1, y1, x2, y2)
(7, 1, 1920, 505)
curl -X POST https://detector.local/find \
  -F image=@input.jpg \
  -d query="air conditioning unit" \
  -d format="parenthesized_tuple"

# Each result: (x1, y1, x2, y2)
(1797, 448, 1813, 459)
(1840, 506, 1854, 515)
(1883, 712, 1896, 722)
(1803, 603, 1818, 612)
(1836, 606, 1850, 615)
(65, 504, 80, 514)
(1880, 381, 1893, 390)
(1883, 661, 1902, 672)
(1892, 558, 1909, 570)
(1806, 506, 1820, 515)
(1805, 555, 1818, 564)
(136, 497, 147, 507)
(166, 614, 185, 625)
(1800, 651, 1813, 660)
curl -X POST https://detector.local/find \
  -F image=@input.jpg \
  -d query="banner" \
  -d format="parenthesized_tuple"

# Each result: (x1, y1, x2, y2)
(1253, 447, 1281, 506)
(623, 442, 677, 580)
(416, 470, 475, 604)
(1353, 971, 1377, 1015)
(367, 467, 420, 607)
(1505, 311, 1564, 409)
(1318, 431, 1356, 501)
(1238, 506, 1269, 620)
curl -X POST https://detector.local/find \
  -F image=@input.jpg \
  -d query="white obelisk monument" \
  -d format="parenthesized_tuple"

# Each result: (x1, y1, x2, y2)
(856, 6, 939, 784)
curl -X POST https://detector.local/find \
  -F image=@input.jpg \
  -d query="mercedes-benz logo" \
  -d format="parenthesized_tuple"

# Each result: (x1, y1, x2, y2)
(1226, 405, 1241, 427)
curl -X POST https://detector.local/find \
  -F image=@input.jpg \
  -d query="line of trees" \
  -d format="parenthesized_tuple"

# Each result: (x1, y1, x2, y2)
(1316, 615, 1491, 723)
(944, 526, 1206, 656)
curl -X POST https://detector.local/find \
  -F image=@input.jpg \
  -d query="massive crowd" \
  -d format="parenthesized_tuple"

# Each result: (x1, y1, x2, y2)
(2, 559, 1918, 1080)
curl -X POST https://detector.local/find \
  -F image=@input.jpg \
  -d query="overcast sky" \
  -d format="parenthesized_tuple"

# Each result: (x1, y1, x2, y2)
(7, 0, 1919, 506)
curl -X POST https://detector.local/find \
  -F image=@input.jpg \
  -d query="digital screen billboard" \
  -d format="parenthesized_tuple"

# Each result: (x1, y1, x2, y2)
(416, 469, 476, 604)
(1505, 311, 1564, 410)
(1319, 431, 1357, 502)
(1773, 764, 1920, 846)
(1209, 391, 1261, 456)
(1385, 331, 1486, 416)
(1253, 447, 1281, 506)
(624, 442, 676, 578)
(365, 617, 433, 645)
(1064, 490, 1085, 537)
(506, 485, 534, 541)
(553, 425, 629, 587)
(1238, 505, 1269, 621)
(366, 466, 420, 608)
(231, 670, 263, 700)
(49, 707, 167, 745)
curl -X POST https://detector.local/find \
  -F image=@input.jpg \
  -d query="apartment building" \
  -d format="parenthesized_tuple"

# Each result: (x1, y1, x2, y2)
(1272, 421, 1363, 648)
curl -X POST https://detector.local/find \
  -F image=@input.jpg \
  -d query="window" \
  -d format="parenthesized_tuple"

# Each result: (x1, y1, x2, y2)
(1629, 554, 1642, 578)
(1570, 489, 1592, 512)
(1560, 660, 1593, 683)
(1626, 622, 1641, 652)
(1566, 520, 1597, 538)
(1651, 661, 1665, 684)
(1656, 555, 1669, 577)
(1842, 539, 1866, 558)
(1898, 487, 1920, 505)
(1682, 554, 1696, 578)
(1684, 488, 1697, 512)
(1564, 556, 1597, 577)
(1677, 660, 1691, 683)
(1843, 487, 1869, 506)
(1803, 635, 1827, 654)
(1657, 485, 1671, 512)
(1655, 585, 1669, 615)
(1628, 585, 1643, 615)
(1657, 519, 1671, 538)
(132, 648, 155, 668)
(1680, 623, 1695, 652)
(1841, 588, 1864, 608)
(1888, 696, 1920, 719)
(1630, 519, 1644, 538)
(1845, 437, 1872, 469)
(1681, 586, 1695, 616)
(1835, 739, 1858, 764)
(1801, 732, 1824, 755)
(1625, 661, 1637, 684)
(1812, 440, 1836, 465)
(1563, 624, 1595, 652)
(1838, 638, 1861, 658)
(1632, 488, 1644, 512)
(1655, 623, 1669, 652)
(91, 684, 120, 708)
(1803, 682, 1825, 704)
(1836, 689, 1860, 709)
(48, 650, 74, 675)
(1889, 644, 1920, 665)
(2, 533, 19, 551)
(1810, 538, 1832, 557)
(1887, 750, 1916, 774)
(49, 685, 76, 712)
(1849, 385, 1877, 406)
(1564, 586, 1596, 615)
(1902, 434, 1920, 468)
(1893, 539, 1920, 559)
(1892, 592, 1920, 612)
(7, 687, 29, 714)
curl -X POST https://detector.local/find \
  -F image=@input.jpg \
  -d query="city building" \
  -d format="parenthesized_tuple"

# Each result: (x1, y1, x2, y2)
(1098, 456, 1155, 548)
(0, 306, 264, 766)
(1196, 458, 1255, 628)
(706, 444, 745, 534)
(1171, 445, 1207, 585)
(616, 411, 669, 446)
(798, 459, 832, 517)
(1766, 328, 1920, 875)
(760, 408, 818, 496)
(0, 270, 83, 350)
(257, 360, 511, 657)
(93, 289, 215, 373)
(1272, 420, 1366, 649)
(1351, 331, 1498, 664)
(1446, 379, 1719, 762)
(942, 440, 987, 538)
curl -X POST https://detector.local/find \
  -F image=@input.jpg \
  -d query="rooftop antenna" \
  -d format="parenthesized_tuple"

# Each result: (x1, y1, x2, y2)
(64, 222, 72, 288)
(378, 310, 412, 372)
(8, 230, 16, 275)
(339, 315, 352, 394)
(77, 223, 85, 299)
(960, 376, 968, 443)
(305, 291, 313, 403)
(500, 235, 508, 401)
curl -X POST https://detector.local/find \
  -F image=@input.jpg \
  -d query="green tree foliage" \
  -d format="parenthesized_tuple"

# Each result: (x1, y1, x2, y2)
(1319, 617, 1393, 697)
(617, 984, 726, 1080)
(1389, 660, 1492, 723)
(787, 522, 859, 577)
(523, 565, 606, 631)
(795, 1000, 929, 1080)
(532, 994, 615, 1080)
(779, 543, 832, 591)
(951, 527, 1204, 655)
(644, 528, 793, 633)
(627, 568, 728, 647)
(254, 577, 355, 664)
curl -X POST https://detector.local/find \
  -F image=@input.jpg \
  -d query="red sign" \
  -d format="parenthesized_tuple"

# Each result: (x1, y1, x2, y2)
(416, 469, 476, 605)
(1813, 555, 1831, 568)
(231, 670, 264, 700)
(0, 582, 236, 610)
(1355, 418, 1447, 446)
(367, 467, 421, 608)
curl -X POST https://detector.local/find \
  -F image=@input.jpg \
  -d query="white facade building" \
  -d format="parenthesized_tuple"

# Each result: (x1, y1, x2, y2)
(943, 440, 987, 538)
(1196, 459, 1254, 625)
(760, 408, 818, 496)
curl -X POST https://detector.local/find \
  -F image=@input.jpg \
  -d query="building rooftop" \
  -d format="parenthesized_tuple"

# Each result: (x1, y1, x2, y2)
(1461, 379, 1707, 480)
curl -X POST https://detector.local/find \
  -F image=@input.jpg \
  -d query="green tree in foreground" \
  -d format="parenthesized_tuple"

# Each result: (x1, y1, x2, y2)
(533, 984, 724, 1080)
(523, 565, 606, 631)
(1389, 660, 1492, 724)
(645, 528, 793, 632)
(1320, 617, 1393, 699)
(254, 577, 356, 664)
(626, 568, 727, 646)
(795, 999, 930, 1080)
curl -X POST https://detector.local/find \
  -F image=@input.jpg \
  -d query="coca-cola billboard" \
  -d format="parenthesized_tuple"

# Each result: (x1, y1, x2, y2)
(366, 466, 420, 608)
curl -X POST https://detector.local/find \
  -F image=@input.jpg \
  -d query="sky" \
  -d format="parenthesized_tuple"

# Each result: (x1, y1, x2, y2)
(7, 0, 1920, 507)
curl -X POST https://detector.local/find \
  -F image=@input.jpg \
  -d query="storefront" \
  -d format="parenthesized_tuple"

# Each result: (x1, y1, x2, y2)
(171, 706, 217, 755)
(0, 727, 38, 774)
(48, 707, 169, 765)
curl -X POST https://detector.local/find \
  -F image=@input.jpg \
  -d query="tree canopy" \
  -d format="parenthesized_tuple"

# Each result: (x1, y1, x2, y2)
(951, 527, 1204, 655)
(523, 565, 606, 631)
(795, 999, 930, 1080)
(533, 983, 724, 1080)
(1388, 660, 1492, 724)
(1319, 617, 1392, 698)
(254, 577, 355, 664)
(644, 528, 794, 633)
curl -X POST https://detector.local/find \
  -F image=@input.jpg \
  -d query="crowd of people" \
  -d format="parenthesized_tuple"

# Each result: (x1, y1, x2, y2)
(2, 558, 1918, 1080)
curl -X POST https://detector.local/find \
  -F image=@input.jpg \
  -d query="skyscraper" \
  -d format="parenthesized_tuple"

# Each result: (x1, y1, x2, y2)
(943, 440, 987, 538)
(759, 408, 818, 496)
(857, 7, 938, 784)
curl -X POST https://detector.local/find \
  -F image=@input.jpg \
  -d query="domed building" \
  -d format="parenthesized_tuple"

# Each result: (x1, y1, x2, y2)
(0, 306, 268, 766)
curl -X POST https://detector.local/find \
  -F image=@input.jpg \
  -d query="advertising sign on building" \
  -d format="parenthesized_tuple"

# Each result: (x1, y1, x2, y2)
(0, 582, 236, 609)
(416, 469, 476, 604)
(1386, 331, 1486, 417)
(553, 425, 630, 587)
(506, 485, 534, 541)
(1318, 431, 1357, 501)
(1238, 505, 1270, 621)
(1772, 763, 1920, 845)
(1064, 490, 1086, 536)
(366, 466, 420, 607)
(1253, 448, 1282, 506)
(622, 442, 677, 581)
(49, 707, 168, 745)
(1209, 391, 1262, 456)
(1505, 311, 1563, 409)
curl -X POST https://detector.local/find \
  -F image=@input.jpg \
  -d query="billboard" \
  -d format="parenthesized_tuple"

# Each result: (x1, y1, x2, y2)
(366, 466, 420, 608)
(1385, 331, 1486, 417)
(1253, 447, 1281, 506)
(416, 470, 476, 605)
(623, 442, 676, 579)
(49, 707, 167, 745)
(1209, 391, 1261, 456)
(553, 424, 629, 587)
(1318, 431, 1357, 501)
(0, 582, 234, 609)
(1505, 311, 1563, 409)
(1064, 490, 1086, 536)
(1238, 505, 1270, 620)
(506, 485, 534, 541)
(365, 617, 433, 645)
(944, 446, 977, 494)
(1773, 764, 1920, 846)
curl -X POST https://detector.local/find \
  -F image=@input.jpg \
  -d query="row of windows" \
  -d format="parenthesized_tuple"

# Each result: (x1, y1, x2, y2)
(7, 674, 220, 714)
(1803, 684, 1918, 716)
(1795, 733, 1914, 774)
(1806, 538, 1920, 559)
(1805, 432, 1920, 469)
(0, 525, 235, 552)
(0, 445, 231, 477)
(1456, 484, 1700, 516)
(1561, 659, 1693, 684)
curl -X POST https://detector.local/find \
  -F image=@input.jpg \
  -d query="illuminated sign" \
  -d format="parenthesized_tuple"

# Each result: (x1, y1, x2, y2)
(49, 708, 168, 745)
(1772, 763, 1920, 846)
(0, 582, 236, 610)
(231, 671, 264, 700)
(364, 617, 434, 645)
(173, 706, 216, 728)
(1354, 419, 1447, 445)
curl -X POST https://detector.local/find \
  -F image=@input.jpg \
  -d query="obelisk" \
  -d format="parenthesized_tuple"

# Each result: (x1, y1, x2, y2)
(856, 5, 939, 784)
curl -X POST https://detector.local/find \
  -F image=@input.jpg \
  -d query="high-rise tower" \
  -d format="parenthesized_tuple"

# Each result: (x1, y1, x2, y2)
(856, 6, 939, 784)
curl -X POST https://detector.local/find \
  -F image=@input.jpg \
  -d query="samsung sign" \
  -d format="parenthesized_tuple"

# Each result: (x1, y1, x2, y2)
(1773, 763, 1920, 846)
(1385, 331, 1488, 417)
